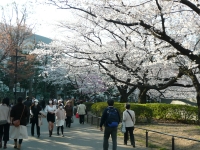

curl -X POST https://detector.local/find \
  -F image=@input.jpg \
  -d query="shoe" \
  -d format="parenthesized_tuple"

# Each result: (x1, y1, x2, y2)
(38, 135, 40, 138)
(31, 134, 34, 136)
(57, 133, 60, 135)
(17, 144, 21, 150)
(0, 142, 2, 148)
(3, 145, 7, 149)
(14, 142, 17, 149)
(124, 143, 127, 145)
(133, 145, 135, 148)
(62, 134, 64, 137)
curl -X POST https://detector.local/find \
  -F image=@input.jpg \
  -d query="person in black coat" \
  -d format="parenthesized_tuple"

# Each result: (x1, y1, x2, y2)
(30, 99, 42, 138)
(40, 99, 46, 110)
(10, 97, 29, 149)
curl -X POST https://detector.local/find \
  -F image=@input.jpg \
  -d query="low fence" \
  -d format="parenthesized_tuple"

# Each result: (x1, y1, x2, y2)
(86, 113, 200, 150)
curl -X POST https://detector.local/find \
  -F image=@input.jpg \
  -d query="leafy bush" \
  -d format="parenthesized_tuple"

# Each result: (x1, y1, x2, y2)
(84, 102, 94, 111)
(146, 103, 198, 123)
(91, 102, 153, 123)
(90, 102, 198, 124)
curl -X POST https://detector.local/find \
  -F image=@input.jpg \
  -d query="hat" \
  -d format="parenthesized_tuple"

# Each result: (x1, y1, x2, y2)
(34, 99, 39, 103)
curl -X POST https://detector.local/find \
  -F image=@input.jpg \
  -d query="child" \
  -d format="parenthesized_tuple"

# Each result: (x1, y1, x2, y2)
(55, 104, 65, 137)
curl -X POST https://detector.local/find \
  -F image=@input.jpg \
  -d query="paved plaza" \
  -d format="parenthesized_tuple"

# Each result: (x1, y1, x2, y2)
(5, 117, 149, 150)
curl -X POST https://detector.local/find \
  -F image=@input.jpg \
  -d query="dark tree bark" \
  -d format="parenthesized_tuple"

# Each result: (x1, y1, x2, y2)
(138, 87, 149, 104)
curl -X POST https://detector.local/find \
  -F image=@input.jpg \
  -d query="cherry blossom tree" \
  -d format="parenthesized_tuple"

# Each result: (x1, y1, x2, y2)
(42, 0, 200, 120)
(31, 41, 109, 98)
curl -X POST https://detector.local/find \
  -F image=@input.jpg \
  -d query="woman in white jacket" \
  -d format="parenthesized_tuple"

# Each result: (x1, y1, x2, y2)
(77, 100, 86, 124)
(122, 103, 136, 148)
(55, 104, 65, 137)
(0, 98, 10, 149)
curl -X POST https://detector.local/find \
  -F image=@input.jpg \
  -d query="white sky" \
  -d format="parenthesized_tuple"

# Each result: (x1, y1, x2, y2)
(0, 0, 74, 39)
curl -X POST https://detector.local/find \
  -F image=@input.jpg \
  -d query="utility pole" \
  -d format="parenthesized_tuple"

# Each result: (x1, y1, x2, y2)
(14, 48, 18, 104)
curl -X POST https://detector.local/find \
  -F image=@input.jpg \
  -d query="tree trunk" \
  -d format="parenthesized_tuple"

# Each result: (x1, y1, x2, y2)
(183, 69, 200, 124)
(120, 93, 128, 103)
(138, 88, 148, 104)
(28, 78, 33, 99)
(197, 94, 200, 124)
(117, 84, 136, 103)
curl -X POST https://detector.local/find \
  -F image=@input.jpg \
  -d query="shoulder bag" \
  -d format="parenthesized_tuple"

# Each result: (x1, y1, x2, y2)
(13, 105, 25, 127)
(127, 110, 134, 122)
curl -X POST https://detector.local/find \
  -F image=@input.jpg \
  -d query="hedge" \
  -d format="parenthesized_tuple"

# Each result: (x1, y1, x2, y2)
(89, 102, 198, 124)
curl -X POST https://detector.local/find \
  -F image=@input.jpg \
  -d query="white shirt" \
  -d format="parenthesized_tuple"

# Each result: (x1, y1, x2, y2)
(123, 109, 136, 127)
(77, 104, 86, 115)
(0, 104, 10, 123)
(45, 105, 57, 113)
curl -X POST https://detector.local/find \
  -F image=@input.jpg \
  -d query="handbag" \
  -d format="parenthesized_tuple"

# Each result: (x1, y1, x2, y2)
(71, 117, 74, 123)
(76, 112, 79, 118)
(13, 105, 25, 127)
(121, 121, 126, 133)
(38, 117, 43, 126)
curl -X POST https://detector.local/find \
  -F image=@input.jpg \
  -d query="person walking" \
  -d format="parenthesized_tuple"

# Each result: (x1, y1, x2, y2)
(23, 96, 32, 125)
(77, 100, 86, 124)
(57, 100, 63, 109)
(0, 98, 11, 149)
(55, 104, 65, 137)
(100, 100, 120, 150)
(45, 99, 56, 137)
(30, 99, 42, 138)
(64, 100, 73, 128)
(123, 103, 136, 147)
(10, 97, 29, 150)
(40, 99, 46, 111)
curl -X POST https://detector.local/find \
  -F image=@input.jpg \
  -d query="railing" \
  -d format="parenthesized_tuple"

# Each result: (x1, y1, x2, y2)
(135, 126, 200, 150)
(86, 113, 200, 150)
(86, 113, 101, 128)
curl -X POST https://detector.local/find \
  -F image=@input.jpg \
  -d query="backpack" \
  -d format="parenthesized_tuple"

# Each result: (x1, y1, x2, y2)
(106, 107, 119, 127)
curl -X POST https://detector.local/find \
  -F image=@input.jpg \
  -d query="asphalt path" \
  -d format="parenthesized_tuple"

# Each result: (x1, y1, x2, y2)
(5, 117, 149, 150)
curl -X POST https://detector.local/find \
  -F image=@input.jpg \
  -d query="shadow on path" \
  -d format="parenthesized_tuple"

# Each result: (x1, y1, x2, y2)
(6, 117, 148, 150)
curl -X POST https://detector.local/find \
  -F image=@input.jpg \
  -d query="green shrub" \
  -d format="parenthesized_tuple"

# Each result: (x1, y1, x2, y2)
(90, 102, 198, 124)
(91, 102, 153, 123)
(146, 103, 198, 123)
(84, 102, 94, 111)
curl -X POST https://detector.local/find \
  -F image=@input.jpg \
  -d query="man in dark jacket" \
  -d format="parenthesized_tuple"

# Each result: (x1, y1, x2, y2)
(30, 99, 42, 137)
(100, 100, 120, 150)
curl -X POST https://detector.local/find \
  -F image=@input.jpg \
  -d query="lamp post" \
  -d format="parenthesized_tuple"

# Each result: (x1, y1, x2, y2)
(14, 48, 18, 104)
(0, 81, 3, 98)
(13, 48, 27, 104)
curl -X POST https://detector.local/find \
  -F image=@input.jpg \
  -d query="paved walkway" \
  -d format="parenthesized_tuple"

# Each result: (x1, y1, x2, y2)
(5, 117, 149, 150)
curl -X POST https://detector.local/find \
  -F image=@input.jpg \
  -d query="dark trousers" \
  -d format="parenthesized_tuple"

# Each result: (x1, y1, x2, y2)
(57, 126, 64, 134)
(65, 116, 71, 127)
(0, 123, 10, 142)
(31, 118, 40, 136)
(124, 126, 135, 146)
(26, 111, 30, 125)
(14, 139, 23, 144)
(103, 127, 117, 150)
(79, 115, 84, 124)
